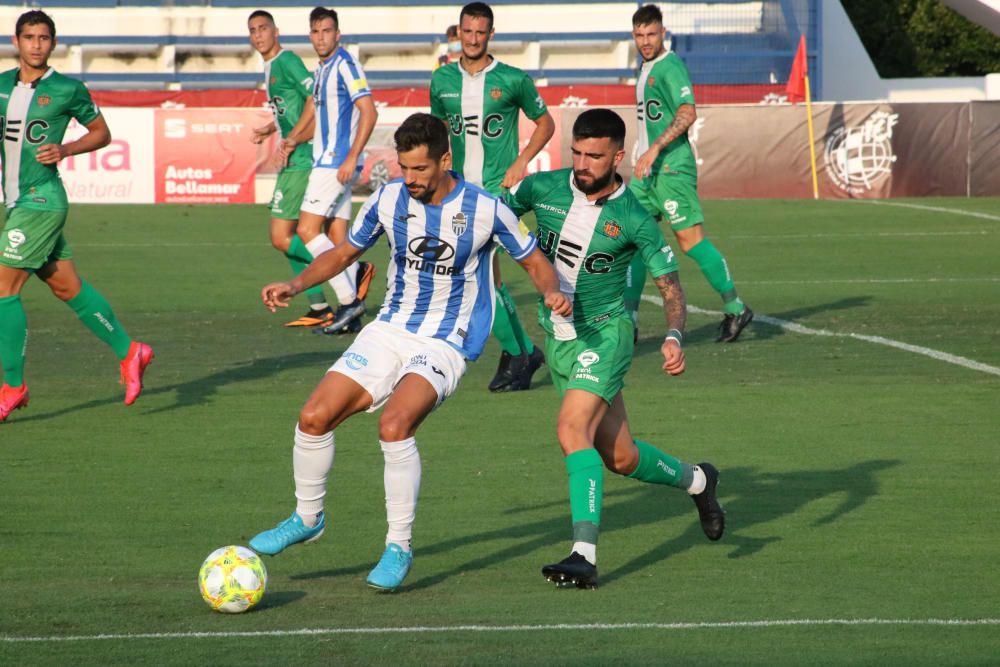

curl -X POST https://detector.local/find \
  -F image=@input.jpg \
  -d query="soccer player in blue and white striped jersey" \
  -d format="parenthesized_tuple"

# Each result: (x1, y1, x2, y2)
(279, 6, 378, 334)
(250, 113, 570, 592)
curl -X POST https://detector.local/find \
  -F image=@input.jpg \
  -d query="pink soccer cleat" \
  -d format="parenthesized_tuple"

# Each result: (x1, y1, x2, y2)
(120, 341, 154, 406)
(0, 383, 29, 422)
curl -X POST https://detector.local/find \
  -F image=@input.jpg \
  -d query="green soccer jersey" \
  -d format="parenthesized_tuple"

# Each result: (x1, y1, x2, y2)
(636, 50, 697, 178)
(430, 58, 547, 194)
(0, 68, 100, 211)
(506, 168, 679, 339)
(264, 49, 314, 171)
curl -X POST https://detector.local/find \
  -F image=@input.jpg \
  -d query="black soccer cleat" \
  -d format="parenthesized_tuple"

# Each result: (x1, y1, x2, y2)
(511, 345, 545, 391)
(716, 306, 754, 343)
(691, 462, 725, 541)
(319, 299, 365, 334)
(316, 313, 363, 336)
(488, 350, 520, 392)
(542, 552, 598, 589)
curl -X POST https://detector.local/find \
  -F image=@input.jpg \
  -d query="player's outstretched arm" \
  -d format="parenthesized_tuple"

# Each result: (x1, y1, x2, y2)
(516, 247, 572, 316)
(501, 111, 555, 189)
(337, 95, 378, 184)
(36, 114, 111, 165)
(261, 242, 364, 312)
(634, 103, 697, 180)
(654, 271, 687, 376)
(251, 121, 277, 144)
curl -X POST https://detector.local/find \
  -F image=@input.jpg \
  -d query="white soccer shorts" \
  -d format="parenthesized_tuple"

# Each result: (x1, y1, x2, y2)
(301, 167, 360, 220)
(329, 320, 468, 412)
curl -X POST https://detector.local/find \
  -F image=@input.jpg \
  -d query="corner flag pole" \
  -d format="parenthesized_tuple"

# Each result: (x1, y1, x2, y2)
(804, 74, 819, 200)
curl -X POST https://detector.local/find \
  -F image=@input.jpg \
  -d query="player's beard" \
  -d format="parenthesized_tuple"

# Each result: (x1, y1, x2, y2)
(573, 167, 616, 195)
(407, 183, 436, 203)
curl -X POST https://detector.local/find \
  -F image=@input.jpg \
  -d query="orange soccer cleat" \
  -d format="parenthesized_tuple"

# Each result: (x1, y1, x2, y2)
(0, 383, 30, 422)
(120, 341, 154, 406)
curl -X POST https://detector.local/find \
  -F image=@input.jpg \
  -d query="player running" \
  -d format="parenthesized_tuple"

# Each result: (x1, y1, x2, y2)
(278, 6, 376, 335)
(628, 4, 753, 342)
(504, 109, 725, 589)
(248, 113, 571, 592)
(248, 10, 337, 329)
(0, 10, 152, 422)
(430, 1, 555, 392)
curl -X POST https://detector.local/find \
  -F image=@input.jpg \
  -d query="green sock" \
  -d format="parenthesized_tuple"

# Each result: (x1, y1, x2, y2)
(686, 238, 744, 315)
(624, 254, 647, 321)
(66, 281, 132, 359)
(566, 449, 604, 546)
(492, 283, 532, 355)
(286, 236, 326, 307)
(627, 439, 694, 489)
(0, 295, 27, 386)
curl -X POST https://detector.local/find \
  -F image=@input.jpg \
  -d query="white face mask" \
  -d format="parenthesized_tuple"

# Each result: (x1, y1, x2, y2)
(448, 40, 462, 54)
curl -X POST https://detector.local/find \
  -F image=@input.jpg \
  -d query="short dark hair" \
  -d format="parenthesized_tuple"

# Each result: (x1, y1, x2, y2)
(572, 109, 626, 149)
(16, 9, 55, 38)
(446, 24, 459, 39)
(632, 4, 663, 27)
(460, 2, 494, 31)
(395, 113, 450, 161)
(247, 10, 275, 25)
(309, 6, 339, 29)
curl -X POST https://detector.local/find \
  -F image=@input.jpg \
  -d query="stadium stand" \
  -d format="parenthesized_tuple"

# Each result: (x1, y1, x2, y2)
(0, 1, 817, 93)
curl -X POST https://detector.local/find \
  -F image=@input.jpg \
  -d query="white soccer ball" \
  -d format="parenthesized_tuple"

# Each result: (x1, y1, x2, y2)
(198, 545, 267, 613)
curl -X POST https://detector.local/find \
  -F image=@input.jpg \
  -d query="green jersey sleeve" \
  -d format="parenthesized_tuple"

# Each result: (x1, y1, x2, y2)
(67, 81, 100, 126)
(629, 200, 678, 277)
(658, 56, 695, 109)
(514, 72, 547, 121)
(504, 173, 536, 217)
(429, 70, 445, 119)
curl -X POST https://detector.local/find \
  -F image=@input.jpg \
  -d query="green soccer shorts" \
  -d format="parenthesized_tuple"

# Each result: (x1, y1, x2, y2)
(545, 315, 635, 404)
(269, 168, 310, 221)
(1, 207, 71, 270)
(629, 171, 705, 231)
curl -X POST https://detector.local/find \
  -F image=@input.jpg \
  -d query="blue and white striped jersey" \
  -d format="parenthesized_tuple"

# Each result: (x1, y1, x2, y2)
(348, 174, 537, 360)
(311, 46, 371, 169)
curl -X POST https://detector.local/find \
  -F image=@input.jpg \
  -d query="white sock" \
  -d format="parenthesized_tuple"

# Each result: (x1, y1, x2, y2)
(572, 541, 597, 565)
(304, 235, 355, 305)
(310, 302, 329, 311)
(293, 424, 335, 524)
(330, 262, 358, 305)
(380, 438, 421, 550)
(687, 465, 707, 495)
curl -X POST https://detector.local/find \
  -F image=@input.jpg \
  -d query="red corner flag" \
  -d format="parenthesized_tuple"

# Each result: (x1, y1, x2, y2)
(786, 35, 808, 103)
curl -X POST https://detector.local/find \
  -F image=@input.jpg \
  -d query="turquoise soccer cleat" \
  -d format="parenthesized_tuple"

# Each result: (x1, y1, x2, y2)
(366, 543, 412, 592)
(249, 511, 325, 556)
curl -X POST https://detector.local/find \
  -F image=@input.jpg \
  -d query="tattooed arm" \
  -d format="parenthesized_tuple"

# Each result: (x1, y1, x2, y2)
(654, 271, 687, 376)
(633, 104, 697, 180)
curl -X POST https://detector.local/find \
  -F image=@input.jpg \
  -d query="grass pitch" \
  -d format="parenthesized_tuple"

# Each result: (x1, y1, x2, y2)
(1, 198, 998, 665)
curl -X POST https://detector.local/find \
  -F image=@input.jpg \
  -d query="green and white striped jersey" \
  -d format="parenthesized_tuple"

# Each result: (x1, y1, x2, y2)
(264, 49, 314, 171)
(506, 168, 678, 340)
(0, 68, 100, 210)
(430, 59, 547, 194)
(636, 51, 697, 178)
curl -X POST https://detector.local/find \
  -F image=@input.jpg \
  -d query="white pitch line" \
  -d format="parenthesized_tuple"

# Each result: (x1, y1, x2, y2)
(851, 200, 1000, 222)
(726, 231, 993, 240)
(642, 298, 1000, 378)
(3, 618, 999, 643)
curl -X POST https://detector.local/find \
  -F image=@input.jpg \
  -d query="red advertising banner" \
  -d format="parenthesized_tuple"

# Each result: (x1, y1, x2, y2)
(153, 108, 270, 204)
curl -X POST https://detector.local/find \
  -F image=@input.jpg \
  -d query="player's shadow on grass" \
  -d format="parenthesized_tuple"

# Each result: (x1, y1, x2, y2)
(256, 589, 307, 611)
(657, 295, 875, 347)
(331, 457, 897, 591)
(11, 351, 338, 422)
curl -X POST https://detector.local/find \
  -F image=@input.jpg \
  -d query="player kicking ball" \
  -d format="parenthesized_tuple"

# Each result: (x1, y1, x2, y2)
(503, 109, 725, 588)
(0, 10, 152, 422)
(249, 113, 570, 592)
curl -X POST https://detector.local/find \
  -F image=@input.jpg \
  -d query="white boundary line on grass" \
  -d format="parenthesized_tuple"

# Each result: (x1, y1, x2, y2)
(3, 618, 999, 643)
(852, 200, 1000, 222)
(641, 298, 1000, 378)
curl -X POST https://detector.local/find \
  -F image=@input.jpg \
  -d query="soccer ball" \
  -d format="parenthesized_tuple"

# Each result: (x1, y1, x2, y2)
(198, 545, 267, 613)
